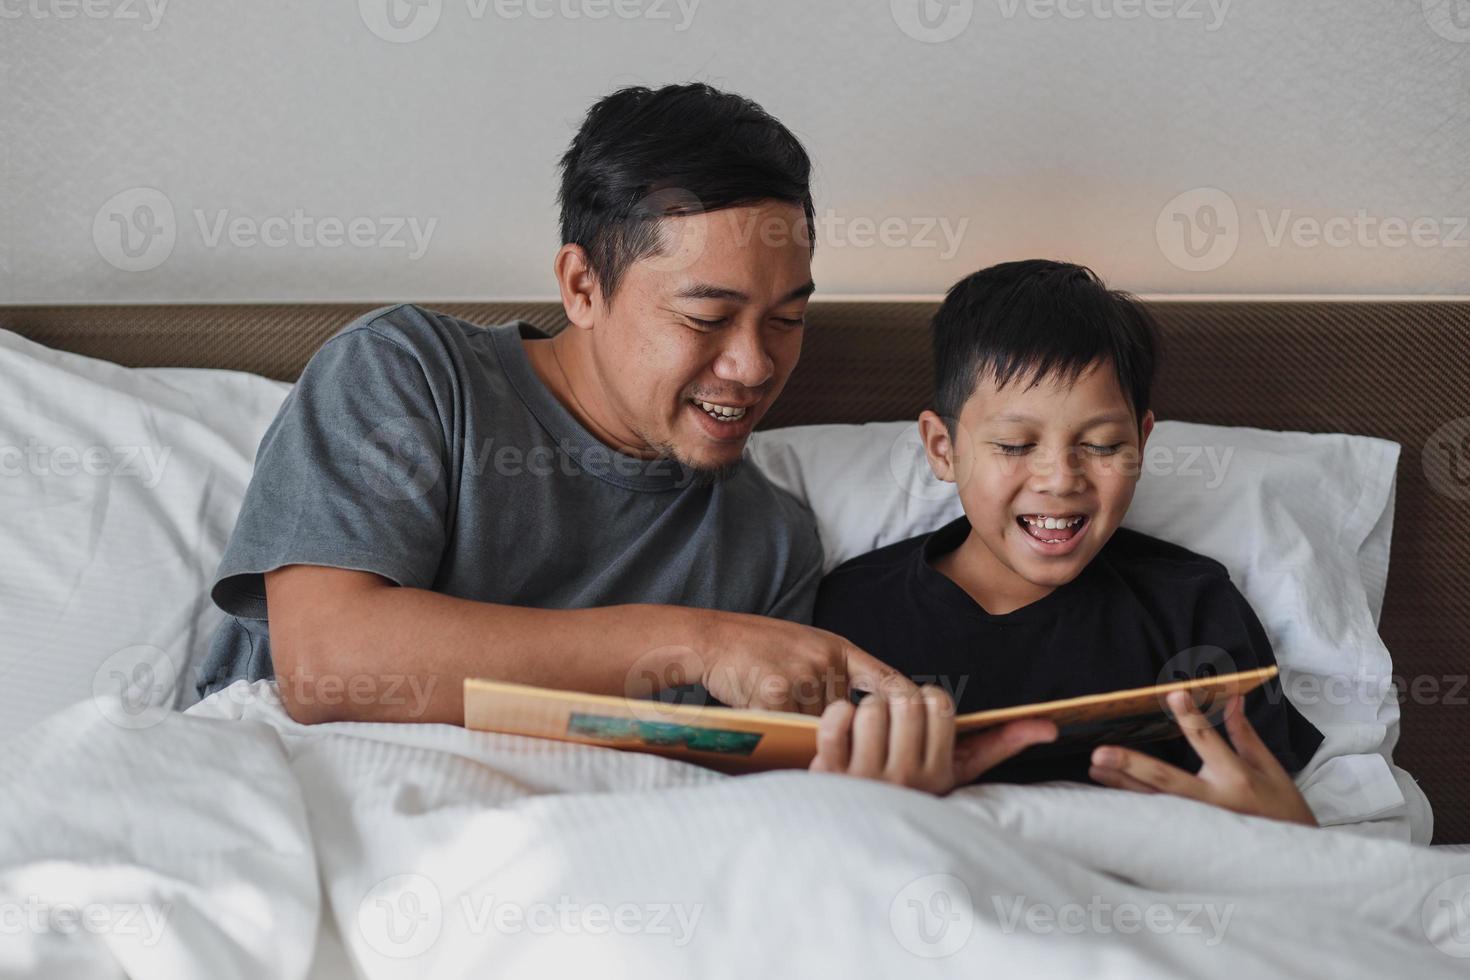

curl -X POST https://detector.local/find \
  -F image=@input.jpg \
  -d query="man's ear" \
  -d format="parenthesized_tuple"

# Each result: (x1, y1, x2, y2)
(553, 243, 599, 331)
(918, 410, 958, 484)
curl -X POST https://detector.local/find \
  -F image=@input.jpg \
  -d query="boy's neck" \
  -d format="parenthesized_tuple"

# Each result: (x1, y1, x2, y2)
(933, 527, 1057, 616)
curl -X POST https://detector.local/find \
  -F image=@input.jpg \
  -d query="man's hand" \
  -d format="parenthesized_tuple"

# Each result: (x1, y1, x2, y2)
(1088, 691, 1318, 827)
(694, 610, 917, 714)
(808, 686, 1058, 795)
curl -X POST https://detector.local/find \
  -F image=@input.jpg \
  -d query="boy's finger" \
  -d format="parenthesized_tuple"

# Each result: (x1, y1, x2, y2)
(812, 699, 855, 773)
(1223, 693, 1281, 769)
(921, 686, 957, 774)
(848, 693, 890, 776)
(885, 692, 927, 777)
(1088, 765, 1158, 794)
(954, 719, 1056, 784)
(1167, 690, 1239, 771)
(1091, 744, 1209, 800)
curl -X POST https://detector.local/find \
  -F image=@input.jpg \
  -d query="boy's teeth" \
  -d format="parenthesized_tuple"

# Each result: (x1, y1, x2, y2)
(695, 399, 746, 420)
(1023, 515, 1083, 529)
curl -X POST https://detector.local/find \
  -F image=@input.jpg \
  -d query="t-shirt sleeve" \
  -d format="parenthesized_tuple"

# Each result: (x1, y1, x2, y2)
(1183, 574, 1326, 775)
(209, 323, 450, 619)
(762, 501, 825, 625)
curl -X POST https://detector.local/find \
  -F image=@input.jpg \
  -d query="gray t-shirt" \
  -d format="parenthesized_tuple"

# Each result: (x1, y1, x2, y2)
(197, 303, 823, 697)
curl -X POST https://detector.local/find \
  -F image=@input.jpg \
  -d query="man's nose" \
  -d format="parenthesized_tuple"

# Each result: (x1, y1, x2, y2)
(713, 322, 775, 389)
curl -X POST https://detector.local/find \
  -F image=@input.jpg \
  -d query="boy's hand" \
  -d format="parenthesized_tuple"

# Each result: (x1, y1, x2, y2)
(1089, 691, 1318, 826)
(808, 686, 1058, 795)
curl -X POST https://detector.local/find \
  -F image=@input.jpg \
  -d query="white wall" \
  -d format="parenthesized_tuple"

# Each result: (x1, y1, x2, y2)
(4, 0, 1467, 302)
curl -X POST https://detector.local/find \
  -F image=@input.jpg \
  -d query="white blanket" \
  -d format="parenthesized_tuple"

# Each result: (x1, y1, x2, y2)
(3, 682, 1467, 979)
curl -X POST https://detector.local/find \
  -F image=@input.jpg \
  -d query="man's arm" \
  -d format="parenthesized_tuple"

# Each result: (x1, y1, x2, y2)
(265, 565, 911, 725)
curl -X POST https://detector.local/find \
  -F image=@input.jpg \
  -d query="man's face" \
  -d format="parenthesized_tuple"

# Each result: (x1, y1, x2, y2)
(921, 359, 1154, 595)
(584, 200, 814, 472)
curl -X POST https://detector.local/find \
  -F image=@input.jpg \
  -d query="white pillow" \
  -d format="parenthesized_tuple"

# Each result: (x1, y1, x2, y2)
(746, 420, 1429, 839)
(0, 329, 290, 740)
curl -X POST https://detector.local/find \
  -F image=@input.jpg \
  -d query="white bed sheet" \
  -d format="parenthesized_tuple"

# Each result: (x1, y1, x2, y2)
(3, 682, 1467, 980)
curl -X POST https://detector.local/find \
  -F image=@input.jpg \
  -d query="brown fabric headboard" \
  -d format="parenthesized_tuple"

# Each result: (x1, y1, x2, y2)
(4, 299, 1467, 842)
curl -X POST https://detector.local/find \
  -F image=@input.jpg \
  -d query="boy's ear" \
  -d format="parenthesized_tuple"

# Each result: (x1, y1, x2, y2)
(1140, 409, 1155, 449)
(553, 243, 599, 331)
(918, 410, 957, 483)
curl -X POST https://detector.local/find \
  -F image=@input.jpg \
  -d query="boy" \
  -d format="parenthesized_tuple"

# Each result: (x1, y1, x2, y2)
(807, 260, 1324, 826)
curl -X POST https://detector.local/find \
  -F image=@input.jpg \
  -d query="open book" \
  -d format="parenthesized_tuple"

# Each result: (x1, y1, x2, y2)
(463, 666, 1278, 773)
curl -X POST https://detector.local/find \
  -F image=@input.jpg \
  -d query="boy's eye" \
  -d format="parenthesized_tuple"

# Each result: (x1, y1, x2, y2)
(992, 442, 1034, 455)
(1084, 443, 1125, 456)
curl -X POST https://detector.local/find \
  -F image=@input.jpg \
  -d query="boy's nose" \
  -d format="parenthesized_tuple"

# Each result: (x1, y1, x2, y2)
(1027, 447, 1089, 495)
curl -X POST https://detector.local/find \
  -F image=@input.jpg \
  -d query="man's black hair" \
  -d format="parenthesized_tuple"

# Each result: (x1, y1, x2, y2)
(931, 259, 1158, 429)
(558, 82, 816, 301)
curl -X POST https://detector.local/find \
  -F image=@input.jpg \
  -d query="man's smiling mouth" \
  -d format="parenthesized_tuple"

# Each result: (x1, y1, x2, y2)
(691, 398, 748, 422)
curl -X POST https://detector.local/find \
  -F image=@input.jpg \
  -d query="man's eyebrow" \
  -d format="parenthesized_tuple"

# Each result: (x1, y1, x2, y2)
(674, 280, 816, 305)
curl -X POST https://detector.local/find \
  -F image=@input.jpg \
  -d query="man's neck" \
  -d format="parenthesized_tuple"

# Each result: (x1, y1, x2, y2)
(522, 332, 659, 459)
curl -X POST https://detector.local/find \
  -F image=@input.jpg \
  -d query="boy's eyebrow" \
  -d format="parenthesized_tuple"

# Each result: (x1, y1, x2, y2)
(987, 411, 1133, 427)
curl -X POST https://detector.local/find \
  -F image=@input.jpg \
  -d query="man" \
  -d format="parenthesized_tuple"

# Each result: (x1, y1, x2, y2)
(195, 83, 917, 726)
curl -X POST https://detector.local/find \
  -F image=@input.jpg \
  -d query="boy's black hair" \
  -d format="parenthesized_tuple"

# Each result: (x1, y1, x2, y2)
(931, 260, 1158, 428)
(558, 83, 816, 301)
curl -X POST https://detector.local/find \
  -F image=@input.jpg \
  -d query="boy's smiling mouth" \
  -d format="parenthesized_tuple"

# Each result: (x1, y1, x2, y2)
(1016, 513, 1090, 551)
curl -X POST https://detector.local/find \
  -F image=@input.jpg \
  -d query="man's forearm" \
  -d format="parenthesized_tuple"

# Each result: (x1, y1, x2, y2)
(270, 573, 710, 724)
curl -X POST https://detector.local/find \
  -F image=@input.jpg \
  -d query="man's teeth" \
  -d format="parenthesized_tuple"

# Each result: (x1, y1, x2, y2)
(695, 399, 747, 421)
(1022, 516, 1085, 530)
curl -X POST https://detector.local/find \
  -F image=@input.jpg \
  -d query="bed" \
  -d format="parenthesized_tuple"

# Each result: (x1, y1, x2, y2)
(2, 298, 1468, 978)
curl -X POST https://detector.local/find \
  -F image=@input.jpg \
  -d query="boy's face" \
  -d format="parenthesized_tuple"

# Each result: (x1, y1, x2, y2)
(919, 359, 1154, 596)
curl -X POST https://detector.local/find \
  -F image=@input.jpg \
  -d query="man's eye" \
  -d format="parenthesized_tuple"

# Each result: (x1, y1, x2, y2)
(1084, 443, 1125, 456)
(993, 443, 1033, 455)
(685, 316, 724, 329)
(772, 316, 806, 329)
